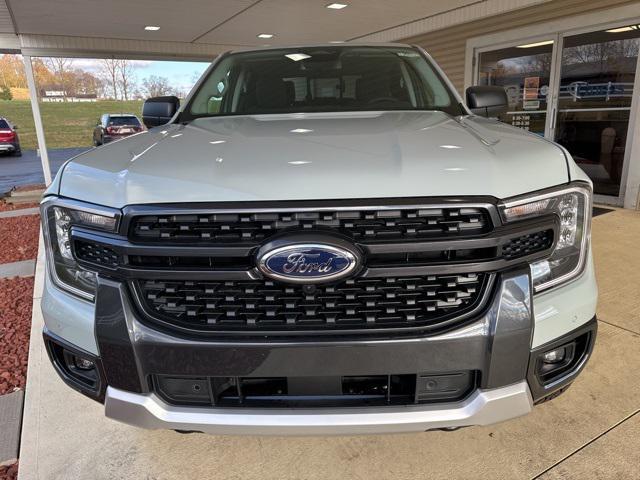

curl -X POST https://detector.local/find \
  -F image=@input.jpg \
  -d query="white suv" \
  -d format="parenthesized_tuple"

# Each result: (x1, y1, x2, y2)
(40, 44, 597, 435)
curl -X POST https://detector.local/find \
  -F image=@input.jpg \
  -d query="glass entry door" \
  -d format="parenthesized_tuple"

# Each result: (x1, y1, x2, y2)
(477, 40, 554, 137)
(474, 22, 640, 202)
(554, 27, 640, 197)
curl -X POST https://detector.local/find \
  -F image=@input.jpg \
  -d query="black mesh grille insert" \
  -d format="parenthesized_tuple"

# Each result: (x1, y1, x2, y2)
(74, 240, 119, 268)
(502, 230, 554, 260)
(130, 207, 490, 243)
(133, 274, 489, 334)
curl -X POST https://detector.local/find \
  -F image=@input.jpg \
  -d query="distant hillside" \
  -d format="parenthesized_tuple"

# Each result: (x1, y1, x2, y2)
(10, 88, 30, 100)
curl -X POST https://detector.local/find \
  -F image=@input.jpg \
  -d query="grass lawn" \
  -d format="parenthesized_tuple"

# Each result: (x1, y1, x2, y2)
(0, 100, 144, 150)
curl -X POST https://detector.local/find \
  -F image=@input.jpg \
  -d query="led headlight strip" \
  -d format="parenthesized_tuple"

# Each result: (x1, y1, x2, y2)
(41, 197, 120, 301)
(500, 182, 592, 293)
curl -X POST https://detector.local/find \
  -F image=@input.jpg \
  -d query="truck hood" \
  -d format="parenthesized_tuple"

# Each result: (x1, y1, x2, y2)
(59, 111, 569, 208)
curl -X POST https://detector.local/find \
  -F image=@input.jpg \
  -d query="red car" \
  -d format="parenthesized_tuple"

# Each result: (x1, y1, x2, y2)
(0, 117, 21, 156)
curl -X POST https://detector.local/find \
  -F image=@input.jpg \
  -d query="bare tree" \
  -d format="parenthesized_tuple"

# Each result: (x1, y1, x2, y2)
(72, 69, 102, 96)
(142, 75, 172, 98)
(43, 57, 73, 100)
(563, 39, 640, 72)
(170, 86, 188, 99)
(116, 60, 136, 101)
(99, 59, 120, 99)
(190, 70, 202, 85)
(514, 52, 553, 76)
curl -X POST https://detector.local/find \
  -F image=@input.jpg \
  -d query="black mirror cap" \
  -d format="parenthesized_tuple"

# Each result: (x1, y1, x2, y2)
(142, 96, 180, 128)
(465, 86, 508, 117)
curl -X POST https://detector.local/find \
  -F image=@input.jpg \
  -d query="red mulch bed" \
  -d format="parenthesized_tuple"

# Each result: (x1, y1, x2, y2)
(0, 277, 33, 395)
(0, 209, 40, 479)
(0, 463, 18, 480)
(0, 201, 40, 212)
(0, 215, 40, 263)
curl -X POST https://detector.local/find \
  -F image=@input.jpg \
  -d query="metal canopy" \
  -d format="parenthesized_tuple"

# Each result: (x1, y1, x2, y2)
(0, 0, 546, 59)
(0, 0, 547, 185)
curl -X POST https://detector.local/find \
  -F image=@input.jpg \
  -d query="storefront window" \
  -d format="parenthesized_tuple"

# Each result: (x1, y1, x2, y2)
(478, 41, 553, 136)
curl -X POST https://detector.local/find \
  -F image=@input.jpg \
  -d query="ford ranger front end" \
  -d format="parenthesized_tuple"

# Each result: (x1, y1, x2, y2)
(40, 44, 597, 435)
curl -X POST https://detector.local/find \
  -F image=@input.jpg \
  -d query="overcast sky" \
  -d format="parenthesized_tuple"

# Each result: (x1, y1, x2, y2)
(68, 58, 210, 94)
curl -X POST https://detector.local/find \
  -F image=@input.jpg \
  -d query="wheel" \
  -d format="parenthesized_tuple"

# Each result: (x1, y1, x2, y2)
(12, 149, 21, 157)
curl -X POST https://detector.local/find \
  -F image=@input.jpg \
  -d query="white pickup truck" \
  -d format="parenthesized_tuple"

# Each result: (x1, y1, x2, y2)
(40, 44, 597, 435)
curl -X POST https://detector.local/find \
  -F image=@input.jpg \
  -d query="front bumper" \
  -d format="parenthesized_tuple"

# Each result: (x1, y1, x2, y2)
(42, 260, 598, 434)
(104, 381, 532, 435)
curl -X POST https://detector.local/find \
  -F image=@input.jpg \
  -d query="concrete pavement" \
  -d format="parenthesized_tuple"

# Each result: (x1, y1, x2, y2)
(17, 208, 640, 480)
(0, 148, 89, 193)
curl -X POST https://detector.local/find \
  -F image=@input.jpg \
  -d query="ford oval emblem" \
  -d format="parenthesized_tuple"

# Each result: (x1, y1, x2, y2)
(258, 243, 358, 284)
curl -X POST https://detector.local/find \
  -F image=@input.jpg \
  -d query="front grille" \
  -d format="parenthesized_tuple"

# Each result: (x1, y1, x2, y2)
(130, 206, 490, 243)
(74, 240, 119, 268)
(72, 201, 557, 338)
(503, 230, 553, 260)
(133, 273, 489, 335)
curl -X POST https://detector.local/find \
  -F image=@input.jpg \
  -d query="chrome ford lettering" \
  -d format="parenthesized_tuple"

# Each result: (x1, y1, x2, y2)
(282, 253, 334, 274)
(258, 243, 358, 284)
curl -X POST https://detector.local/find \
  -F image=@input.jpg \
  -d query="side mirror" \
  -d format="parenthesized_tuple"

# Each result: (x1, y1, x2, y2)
(142, 96, 180, 128)
(465, 86, 508, 118)
(13, 125, 17, 130)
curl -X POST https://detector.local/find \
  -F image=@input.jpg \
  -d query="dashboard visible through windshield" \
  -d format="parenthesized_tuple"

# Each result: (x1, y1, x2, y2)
(186, 46, 462, 119)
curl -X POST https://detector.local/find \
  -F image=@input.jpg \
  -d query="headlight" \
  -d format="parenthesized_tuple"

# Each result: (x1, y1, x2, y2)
(41, 198, 120, 301)
(500, 183, 592, 293)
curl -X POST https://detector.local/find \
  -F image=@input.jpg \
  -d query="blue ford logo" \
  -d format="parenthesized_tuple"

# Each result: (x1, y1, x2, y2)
(258, 243, 358, 283)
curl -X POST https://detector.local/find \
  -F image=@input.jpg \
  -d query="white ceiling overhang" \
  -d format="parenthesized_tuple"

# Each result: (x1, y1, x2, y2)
(0, 0, 548, 59)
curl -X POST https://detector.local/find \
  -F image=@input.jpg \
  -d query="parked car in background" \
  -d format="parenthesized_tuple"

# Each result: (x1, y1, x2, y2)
(0, 117, 21, 156)
(93, 114, 144, 146)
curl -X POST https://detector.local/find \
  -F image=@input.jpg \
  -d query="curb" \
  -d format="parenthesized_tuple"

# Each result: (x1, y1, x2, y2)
(0, 260, 36, 279)
(0, 208, 40, 219)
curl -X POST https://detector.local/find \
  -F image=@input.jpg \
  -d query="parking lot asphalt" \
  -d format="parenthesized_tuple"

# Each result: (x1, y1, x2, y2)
(0, 148, 90, 194)
(17, 208, 640, 480)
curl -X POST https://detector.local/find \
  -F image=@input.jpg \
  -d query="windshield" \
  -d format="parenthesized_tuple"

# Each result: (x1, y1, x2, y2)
(187, 46, 462, 118)
(109, 116, 140, 126)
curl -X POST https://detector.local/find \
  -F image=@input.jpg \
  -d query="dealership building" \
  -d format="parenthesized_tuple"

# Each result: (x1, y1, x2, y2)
(0, 0, 639, 208)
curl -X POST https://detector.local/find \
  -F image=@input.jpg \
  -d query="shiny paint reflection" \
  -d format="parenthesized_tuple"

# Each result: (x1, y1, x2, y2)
(60, 111, 571, 208)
